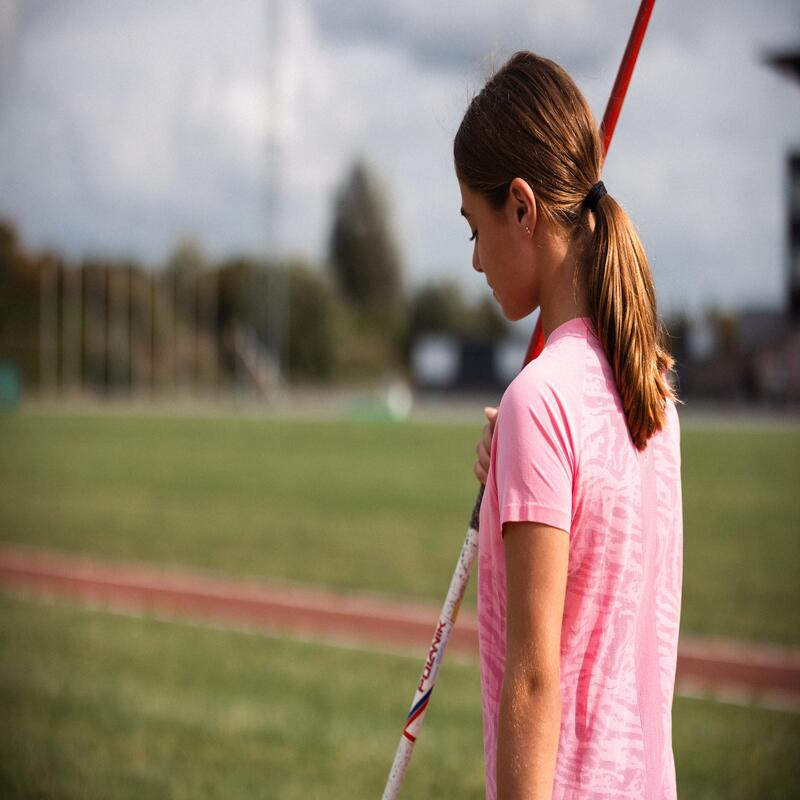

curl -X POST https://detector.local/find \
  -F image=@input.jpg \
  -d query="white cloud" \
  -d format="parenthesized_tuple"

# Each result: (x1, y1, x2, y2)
(0, 0, 798, 321)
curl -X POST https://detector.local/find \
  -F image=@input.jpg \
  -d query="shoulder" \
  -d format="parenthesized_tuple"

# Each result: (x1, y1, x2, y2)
(495, 324, 592, 467)
(495, 363, 580, 468)
(499, 331, 588, 422)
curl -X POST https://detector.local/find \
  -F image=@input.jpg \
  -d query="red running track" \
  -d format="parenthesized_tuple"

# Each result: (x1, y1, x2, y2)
(1, 544, 798, 711)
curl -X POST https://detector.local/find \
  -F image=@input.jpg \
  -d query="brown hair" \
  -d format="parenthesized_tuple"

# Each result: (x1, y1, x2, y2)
(454, 51, 681, 451)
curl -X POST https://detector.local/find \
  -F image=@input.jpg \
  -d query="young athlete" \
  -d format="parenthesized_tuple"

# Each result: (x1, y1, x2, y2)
(455, 52, 683, 799)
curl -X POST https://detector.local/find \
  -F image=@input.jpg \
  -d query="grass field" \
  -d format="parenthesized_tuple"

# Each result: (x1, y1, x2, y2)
(0, 410, 798, 799)
(1, 412, 798, 645)
(1, 592, 798, 800)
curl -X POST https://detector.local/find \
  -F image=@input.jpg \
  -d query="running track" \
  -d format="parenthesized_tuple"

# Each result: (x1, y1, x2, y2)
(1, 544, 798, 712)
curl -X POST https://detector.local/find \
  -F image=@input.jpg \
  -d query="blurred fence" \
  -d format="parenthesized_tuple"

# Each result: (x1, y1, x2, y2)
(4, 219, 800, 408)
(0, 218, 517, 404)
(32, 259, 258, 401)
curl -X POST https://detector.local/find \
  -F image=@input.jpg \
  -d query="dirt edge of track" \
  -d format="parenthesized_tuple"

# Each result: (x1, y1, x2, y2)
(1, 543, 798, 712)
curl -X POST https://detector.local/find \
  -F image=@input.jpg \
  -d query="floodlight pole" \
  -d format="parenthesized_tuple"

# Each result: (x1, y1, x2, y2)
(265, 0, 287, 389)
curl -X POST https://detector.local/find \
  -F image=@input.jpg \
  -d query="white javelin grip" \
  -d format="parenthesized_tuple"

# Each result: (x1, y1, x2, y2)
(381, 485, 484, 800)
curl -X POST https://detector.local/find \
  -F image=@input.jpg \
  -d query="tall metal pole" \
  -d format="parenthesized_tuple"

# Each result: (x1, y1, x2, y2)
(265, 0, 288, 388)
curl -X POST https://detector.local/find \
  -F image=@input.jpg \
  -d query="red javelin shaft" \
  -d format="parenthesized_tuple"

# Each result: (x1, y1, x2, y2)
(523, 0, 656, 366)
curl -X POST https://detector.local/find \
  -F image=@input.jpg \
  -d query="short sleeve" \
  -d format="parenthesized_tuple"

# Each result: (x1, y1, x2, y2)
(493, 375, 575, 536)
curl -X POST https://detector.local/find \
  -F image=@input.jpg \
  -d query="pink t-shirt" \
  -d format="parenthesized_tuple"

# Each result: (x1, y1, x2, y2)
(478, 315, 683, 800)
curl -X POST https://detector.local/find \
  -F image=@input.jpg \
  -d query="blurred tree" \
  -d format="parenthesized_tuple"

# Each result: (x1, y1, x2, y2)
(0, 220, 21, 332)
(216, 256, 339, 383)
(216, 256, 266, 335)
(80, 259, 109, 392)
(464, 296, 508, 341)
(216, 256, 264, 384)
(286, 261, 339, 380)
(328, 158, 403, 318)
(0, 219, 40, 389)
(407, 280, 508, 343)
(165, 239, 208, 389)
(0, 218, 37, 300)
(166, 239, 206, 282)
(0, 219, 20, 283)
(407, 280, 466, 339)
(707, 308, 739, 356)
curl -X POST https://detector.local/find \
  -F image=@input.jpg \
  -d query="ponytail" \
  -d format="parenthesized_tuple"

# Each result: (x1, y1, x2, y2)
(587, 193, 681, 451)
(453, 50, 682, 451)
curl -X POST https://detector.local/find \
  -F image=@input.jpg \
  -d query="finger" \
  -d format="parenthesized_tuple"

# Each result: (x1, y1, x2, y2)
(474, 460, 487, 485)
(478, 437, 490, 467)
(479, 421, 492, 450)
(477, 437, 490, 468)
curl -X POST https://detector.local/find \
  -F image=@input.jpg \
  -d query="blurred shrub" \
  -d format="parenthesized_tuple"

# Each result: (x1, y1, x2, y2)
(408, 280, 465, 337)
(0, 220, 49, 388)
(217, 255, 340, 383)
(286, 261, 339, 381)
(406, 280, 508, 356)
(0, 217, 509, 391)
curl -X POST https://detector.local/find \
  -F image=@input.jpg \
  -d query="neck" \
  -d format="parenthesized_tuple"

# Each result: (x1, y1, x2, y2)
(538, 231, 592, 342)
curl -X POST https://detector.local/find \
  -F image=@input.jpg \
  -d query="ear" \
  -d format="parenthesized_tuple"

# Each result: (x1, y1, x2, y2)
(508, 177, 537, 236)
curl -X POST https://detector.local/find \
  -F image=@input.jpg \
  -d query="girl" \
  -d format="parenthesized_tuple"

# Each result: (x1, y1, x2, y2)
(455, 52, 683, 799)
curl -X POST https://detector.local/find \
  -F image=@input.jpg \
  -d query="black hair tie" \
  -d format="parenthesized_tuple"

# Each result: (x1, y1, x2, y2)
(582, 180, 607, 212)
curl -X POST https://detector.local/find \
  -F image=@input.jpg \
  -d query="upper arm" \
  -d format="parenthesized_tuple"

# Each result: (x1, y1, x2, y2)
(502, 520, 569, 686)
(495, 375, 576, 683)
(495, 378, 575, 536)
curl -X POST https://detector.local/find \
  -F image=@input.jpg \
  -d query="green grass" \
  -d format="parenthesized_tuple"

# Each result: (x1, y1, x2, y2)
(0, 593, 798, 800)
(679, 426, 800, 644)
(0, 413, 481, 605)
(0, 412, 799, 644)
(0, 592, 484, 800)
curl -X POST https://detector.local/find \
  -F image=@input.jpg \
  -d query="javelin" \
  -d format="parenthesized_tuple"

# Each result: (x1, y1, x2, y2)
(381, 2, 656, 797)
(523, 0, 656, 364)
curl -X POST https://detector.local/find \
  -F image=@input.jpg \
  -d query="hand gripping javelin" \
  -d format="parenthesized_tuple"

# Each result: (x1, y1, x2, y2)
(381, 3, 656, 797)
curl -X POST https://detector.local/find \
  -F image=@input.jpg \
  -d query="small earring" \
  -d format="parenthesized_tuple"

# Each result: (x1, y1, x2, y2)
(525, 226, 531, 235)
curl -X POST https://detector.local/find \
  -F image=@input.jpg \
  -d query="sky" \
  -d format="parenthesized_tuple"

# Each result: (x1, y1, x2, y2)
(0, 0, 799, 322)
